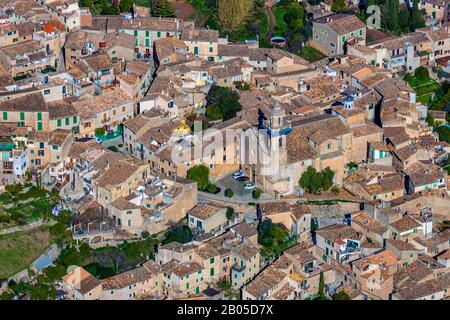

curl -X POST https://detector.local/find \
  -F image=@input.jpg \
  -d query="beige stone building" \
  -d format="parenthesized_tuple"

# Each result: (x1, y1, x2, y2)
(312, 14, 366, 56)
(61, 266, 103, 300)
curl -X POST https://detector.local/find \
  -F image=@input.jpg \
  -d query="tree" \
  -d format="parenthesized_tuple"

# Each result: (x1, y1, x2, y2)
(299, 166, 321, 193)
(411, 0, 424, 30)
(321, 167, 335, 191)
(217, 0, 253, 30)
(258, 219, 288, 249)
(399, 5, 411, 33)
(313, 271, 329, 300)
(119, 0, 132, 12)
(333, 291, 351, 300)
(386, 0, 400, 33)
(152, 0, 176, 17)
(284, 2, 305, 30)
(226, 207, 234, 220)
(331, 0, 347, 12)
(225, 188, 234, 198)
(187, 165, 210, 191)
(163, 225, 193, 244)
(415, 66, 429, 80)
(206, 183, 217, 194)
(206, 86, 242, 121)
(252, 188, 262, 199)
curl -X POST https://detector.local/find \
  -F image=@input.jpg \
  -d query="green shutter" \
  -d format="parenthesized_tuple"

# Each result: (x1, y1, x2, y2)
(65, 117, 69, 125)
(73, 116, 77, 124)
(20, 112, 25, 120)
(145, 38, 150, 47)
(135, 38, 138, 46)
(37, 122, 43, 131)
(37, 112, 42, 121)
(134, 30, 137, 36)
(145, 31, 149, 37)
(157, 31, 161, 38)
(2, 111, 7, 120)
(210, 268, 214, 276)
(57, 119, 61, 127)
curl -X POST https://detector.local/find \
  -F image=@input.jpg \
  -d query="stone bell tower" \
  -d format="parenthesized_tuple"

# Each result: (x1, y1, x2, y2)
(260, 101, 290, 196)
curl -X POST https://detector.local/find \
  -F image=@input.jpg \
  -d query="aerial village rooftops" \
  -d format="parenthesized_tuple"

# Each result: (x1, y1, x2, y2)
(71, 88, 131, 120)
(315, 224, 359, 242)
(351, 211, 387, 234)
(314, 13, 366, 35)
(0, 91, 47, 112)
(390, 215, 421, 233)
(188, 203, 224, 220)
(393, 273, 450, 300)
(62, 266, 101, 295)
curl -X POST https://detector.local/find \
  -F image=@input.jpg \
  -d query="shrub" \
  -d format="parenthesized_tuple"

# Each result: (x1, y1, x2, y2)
(226, 207, 234, 220)
(225, 188, 234, 198)
(206, 183, 217, 194)
(187, 165, 210, 191)
(252, 188, 262, 199)
(141, 231, 150, 239)
(415, 66, 429, 80)
(95, 127, 106, 136)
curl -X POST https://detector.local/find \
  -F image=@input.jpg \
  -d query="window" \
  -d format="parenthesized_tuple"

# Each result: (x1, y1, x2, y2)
(145, 38, 150, 47)
(65, 117, 70, 126)
(145, 31, 149, 37)
(359, 29, 363, 37)
(134, 30, 138, 36)
(209, 47, 213, 53)
(73, 116, 77, 124)
(57, 119, 62, 127)
(37, 112, 42, 121)
(52, 145, 58, 150)
(210, 258, 215, 264)
(43, 89, 50, 95)
(210, 268, 214, 276)
(37, 122, 43, 131)
(20, 112, 25, 121)
(157, 31, 161, 38)
(2, 111, 7, 120)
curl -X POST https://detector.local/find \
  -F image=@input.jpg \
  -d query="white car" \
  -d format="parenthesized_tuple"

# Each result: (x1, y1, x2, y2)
(232, 171, 244, 179)
(243, 182, 256, 190)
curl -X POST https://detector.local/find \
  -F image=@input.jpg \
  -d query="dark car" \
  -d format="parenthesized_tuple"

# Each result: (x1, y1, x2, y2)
(236, 176, 249, 182)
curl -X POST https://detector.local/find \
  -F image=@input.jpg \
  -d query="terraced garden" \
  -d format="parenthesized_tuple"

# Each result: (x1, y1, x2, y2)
(0, 226, 54, 278)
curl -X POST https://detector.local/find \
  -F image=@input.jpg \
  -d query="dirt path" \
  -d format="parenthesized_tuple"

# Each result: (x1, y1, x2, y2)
(264, 0, 277, 43)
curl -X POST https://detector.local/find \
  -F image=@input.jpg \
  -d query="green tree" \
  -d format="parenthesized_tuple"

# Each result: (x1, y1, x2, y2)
(226, 207, 234, 220)
(321, 167, 335, 191)
(399, 5, 411, 33)
(313, 271, 329, 300)
(386, 0, 400, 33)
(411, 0, 424, 30)
(225, 188, 234, 198)
(163, 225, 193, 244)
(331, 0, 347, 12)
(187, 165, 210, 191)
(252, 188, 262, 199)
(284, 2, 305, 30)
(206, 183, 217, 193)
(217, 0, 253, 30)
(119, 0, 132, 13)
(333, 291, 351, 300)
(415, 66, 429, 80)
(152, 0, 176, 17)
(206, 86, 242, 121)
(258, 219, 288, 248)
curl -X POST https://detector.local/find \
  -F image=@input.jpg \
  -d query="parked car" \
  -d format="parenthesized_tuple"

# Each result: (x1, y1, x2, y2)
(236, 176, 249, 182)
(232, 171, 244, 180)
(243, 182, 256, 190)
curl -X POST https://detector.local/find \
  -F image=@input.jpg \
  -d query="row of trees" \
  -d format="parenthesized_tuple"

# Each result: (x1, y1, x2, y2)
(363, 0, 424, 34)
